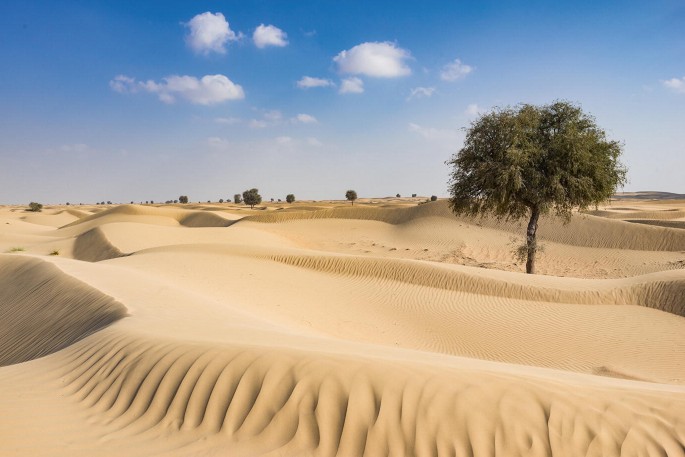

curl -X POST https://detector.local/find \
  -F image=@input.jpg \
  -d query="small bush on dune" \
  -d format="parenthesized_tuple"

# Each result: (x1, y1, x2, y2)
(28, 202, 43, 212)
(286, 194, 295, 203)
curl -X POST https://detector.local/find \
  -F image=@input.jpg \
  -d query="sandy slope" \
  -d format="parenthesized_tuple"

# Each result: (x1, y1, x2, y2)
(1, 197, 685, 456)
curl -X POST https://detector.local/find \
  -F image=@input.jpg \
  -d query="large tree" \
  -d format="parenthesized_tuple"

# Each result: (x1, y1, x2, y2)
(345, 190, 358, 206)
(242, 188, 262, 209)
(447, 101, 627, 274)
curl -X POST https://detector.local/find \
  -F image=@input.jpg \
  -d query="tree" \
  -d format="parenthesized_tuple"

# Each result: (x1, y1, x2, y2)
(396, 193, 401, 198)
(430, 195, 438, 202)
(219, 198, 224, 203)
(447, 101, 626, 274)
(345, 190, 358, 206)
(179, 195, 188, 204)
(286, 194, 295, 204)
(234, 194, 242, 204)
(242, 188, 262, 208)
(28, 202, 43, 212)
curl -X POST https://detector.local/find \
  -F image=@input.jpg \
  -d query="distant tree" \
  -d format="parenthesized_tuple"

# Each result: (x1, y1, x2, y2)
(66, 202, 70, 206)
(28, 202, 43, 212)
(131, 201, 134, 204)
(179, 195, 189, 204)
(270, 198, 274, 202)
(430, 195, 438, 202)
(447, 101, 627, 274)
(173, 200, 178, 204)
(396, 193, 401, 198)
(242, 188, 262, 208)
(150, 200, 154, 204)
(234, 194, 242, 204)
(207, 200, 211, 203)
(107, 201, 112, 204)
(286, 194, 295, 204)
(412, 194, 417, 198)
(219, 198, 224, 203)
(345, 190, 358, 206)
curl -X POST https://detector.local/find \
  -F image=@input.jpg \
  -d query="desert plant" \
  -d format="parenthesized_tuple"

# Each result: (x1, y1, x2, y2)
(242, 188, 262, 208)
(219, 198, 224, 203)
(412, 194, 417, 198)
(28, 202, 43, 212)
(430, 195, 438, 202)
(447, 101, 626, 274)
(179, 195, 189, 204)
(345, 190, 358, 205)
(8, 247, 25, 252)
(286, 194, 295, 204)
(234, 194, 242, 204)
(396, 193, 401, 198)
(49, 249, 60, 256)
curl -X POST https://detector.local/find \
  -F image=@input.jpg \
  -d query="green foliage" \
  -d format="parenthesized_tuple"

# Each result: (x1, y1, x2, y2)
(28, 202, 43, 212)
(234, 194, 242, 204)
(242, 188, 262, 208)
(286, 194, 295, 203)
(345, 190, 358, 205)
(219, 198, 224, 203)
(447, 101, 627, 273)
(178, 195, 189, 204)
(430, 195, 438, 202)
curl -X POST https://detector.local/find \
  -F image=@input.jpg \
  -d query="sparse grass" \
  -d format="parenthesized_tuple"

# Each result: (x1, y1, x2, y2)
(8, 247, 25, 252)
(49, 249, 60, 256)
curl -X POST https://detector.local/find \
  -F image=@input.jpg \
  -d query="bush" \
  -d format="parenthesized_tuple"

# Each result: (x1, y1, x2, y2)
(396, 193, 401, 198)
(412, 194, 417, 198)
(28, 202, 43, 212)
(234, 194, 242, 204)
(430, 195, 438, 201)
(219, 198, 224, 203)
(286, 194, 295, 204)
(179, 195, 189, 204)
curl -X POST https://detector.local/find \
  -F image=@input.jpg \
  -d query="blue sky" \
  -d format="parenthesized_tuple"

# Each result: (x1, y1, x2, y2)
(1, 0, 683, 204)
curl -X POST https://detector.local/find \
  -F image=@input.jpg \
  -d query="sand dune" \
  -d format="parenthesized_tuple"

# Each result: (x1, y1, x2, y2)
(0, 255, 126, 366)
(1, 197, 685, 456)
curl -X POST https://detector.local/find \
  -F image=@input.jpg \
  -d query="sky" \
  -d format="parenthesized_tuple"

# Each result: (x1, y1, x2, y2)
(1, 0, 684, 204)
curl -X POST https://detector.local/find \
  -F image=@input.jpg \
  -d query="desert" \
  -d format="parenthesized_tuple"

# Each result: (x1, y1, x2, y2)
(1, 195, 685, 456)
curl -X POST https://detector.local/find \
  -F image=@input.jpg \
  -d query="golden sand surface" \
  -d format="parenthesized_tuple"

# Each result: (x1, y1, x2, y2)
(1, 196, 684, 456)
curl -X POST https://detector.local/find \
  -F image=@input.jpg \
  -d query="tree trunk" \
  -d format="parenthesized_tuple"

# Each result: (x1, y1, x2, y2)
(525, 206, 540, 274)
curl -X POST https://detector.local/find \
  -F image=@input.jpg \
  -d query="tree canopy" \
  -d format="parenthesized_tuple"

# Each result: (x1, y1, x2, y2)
(242, 188, 262, 208)
(345, 190, 358, 205)
(286, 194, 295, 204)
(178, 195, 188, 204)
(447, 101, 627, 273)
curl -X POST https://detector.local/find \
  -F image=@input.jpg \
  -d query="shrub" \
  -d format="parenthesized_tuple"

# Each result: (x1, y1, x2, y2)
(430, 195, 438, 201)
(219, 198, 224, 203)
(28, 202, 43, 212)
(234, 194, 242, 204)
(286, 194, 295, 203)
(49, 249, 60, 256)
(179, 195, 189, 204)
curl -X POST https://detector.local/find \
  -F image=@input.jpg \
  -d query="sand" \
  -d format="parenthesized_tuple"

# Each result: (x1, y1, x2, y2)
(1, 196, 684, 456)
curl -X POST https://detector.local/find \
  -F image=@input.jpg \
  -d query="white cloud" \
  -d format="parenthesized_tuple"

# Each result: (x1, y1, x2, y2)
(263, 110, 282, 122)
(334, 41, 411, 78)
(339, 77, 364, 94)
(440, 58, 473, 81)
(110, 74, 244, 105)
(408, 86, 436, 100)
(408, 123, 459, 142)
(465, 103, 484, 117)
(109, 75, 137, 93)
(663, 76, 685, 93)
(248, 119, 268, 129)
(214, 117, 242, 125)
(253, 24, 288, 48)
(307, 137, 323, 147)
(297, 76, 334, 89)
(207, 137, 231, 148)
(276, 136, 293, 144)
(185, 12, 240, 55)
(293, 113, 318, 124)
